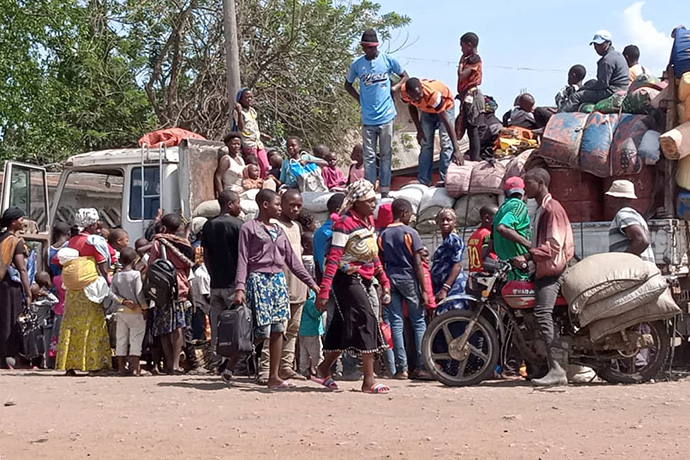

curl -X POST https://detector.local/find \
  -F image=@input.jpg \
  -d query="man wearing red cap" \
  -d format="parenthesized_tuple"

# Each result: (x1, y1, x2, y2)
(345, 29, 408, 198)
(492, 176, 531, 280)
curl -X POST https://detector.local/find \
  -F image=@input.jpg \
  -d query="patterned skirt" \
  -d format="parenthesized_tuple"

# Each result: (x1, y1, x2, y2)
(246, 272, 290, 327)
(152, 300, 189, 337)
(56, 290, 112, 372)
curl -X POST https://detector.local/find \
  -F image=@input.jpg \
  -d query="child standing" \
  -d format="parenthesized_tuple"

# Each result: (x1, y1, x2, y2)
(321, 151, 347, 191)
(378, 198, 430, 380)
(298, 231, 323, 376)
(467, 204, 498, 273)
(234, 88, 271, 178)
(234, 189, 319, 389)
(347, 144, 365, 184)
(456, 32, 487, 161)
(110, 247, 147, 375)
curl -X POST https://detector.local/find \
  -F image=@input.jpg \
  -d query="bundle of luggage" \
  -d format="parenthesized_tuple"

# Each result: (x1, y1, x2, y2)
(562, 253, 680, 342)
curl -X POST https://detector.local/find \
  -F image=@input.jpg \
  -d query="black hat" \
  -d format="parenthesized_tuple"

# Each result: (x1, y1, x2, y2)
(361, 29, 379, 46)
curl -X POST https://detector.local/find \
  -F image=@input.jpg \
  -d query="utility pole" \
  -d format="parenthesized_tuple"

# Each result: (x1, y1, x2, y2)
(223, 0, 241, 106)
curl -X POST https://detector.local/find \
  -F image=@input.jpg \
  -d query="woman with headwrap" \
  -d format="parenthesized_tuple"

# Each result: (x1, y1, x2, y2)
(313, 179, 392, 394)
(233, 88, 271, 178)
(56, 208, 112, 374)
(0, 207, 32, 369)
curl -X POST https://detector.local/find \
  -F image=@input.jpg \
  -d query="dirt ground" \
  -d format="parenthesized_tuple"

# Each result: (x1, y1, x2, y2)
(2, 371, 690, 460)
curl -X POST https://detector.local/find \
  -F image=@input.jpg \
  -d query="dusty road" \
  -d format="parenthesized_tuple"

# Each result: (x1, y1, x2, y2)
(2, 371, 690, 459)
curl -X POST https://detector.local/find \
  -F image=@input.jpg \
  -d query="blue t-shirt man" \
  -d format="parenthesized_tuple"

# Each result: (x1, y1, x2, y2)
(347, 53, 404, 126)
(346, 28, 405, 127)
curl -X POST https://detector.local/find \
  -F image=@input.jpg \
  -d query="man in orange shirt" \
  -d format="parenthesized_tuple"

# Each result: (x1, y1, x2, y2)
(402, 78, 461, 186)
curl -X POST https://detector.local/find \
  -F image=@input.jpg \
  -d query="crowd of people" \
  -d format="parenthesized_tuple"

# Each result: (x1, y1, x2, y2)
(0, 27, 659, 393)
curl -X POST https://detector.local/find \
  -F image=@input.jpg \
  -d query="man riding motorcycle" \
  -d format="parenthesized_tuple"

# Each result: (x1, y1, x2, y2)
(513, 168, 574, 386)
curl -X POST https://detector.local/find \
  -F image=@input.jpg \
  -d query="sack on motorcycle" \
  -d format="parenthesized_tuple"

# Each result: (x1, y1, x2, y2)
(588, 288, 681, 342)
(562, 253, 659, 316)
(578, 273, 668, 327)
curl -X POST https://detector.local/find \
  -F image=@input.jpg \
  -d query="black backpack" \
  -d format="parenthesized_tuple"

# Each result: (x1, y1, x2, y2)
(217, 303, 254, 360)
(144, 244, 177, 309)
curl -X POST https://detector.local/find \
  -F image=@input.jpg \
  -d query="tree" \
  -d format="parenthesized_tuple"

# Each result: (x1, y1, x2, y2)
(0, 1, 409, 164)
(109, 0, 410, 147)
(0, 0, 155, 166)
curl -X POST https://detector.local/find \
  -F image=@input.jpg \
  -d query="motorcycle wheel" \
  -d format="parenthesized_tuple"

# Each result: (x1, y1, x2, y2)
(595, 320, 670, 384)
(421, 309, 499, 387)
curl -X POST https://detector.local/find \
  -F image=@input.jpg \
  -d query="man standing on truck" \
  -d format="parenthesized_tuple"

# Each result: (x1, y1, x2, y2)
(605, 180, 655, 263)
(401, 77, 462, 187)
(492, 177, 531, 280)
(516, 168, 574, 387)
(345, 29, 408, 198)
(560, 30, 629, 112)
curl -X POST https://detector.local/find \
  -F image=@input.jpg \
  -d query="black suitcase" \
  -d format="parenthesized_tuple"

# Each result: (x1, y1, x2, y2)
(217, 303, 254, 359)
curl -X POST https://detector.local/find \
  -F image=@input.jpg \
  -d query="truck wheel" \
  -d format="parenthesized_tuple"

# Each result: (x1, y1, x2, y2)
(421, 309, 499, 387)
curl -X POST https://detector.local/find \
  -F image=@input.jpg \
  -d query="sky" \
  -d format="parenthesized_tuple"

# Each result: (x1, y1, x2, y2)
(373, 0, 690, 114)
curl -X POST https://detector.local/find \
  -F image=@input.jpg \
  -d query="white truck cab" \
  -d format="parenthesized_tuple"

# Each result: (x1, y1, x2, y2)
(1, 139, 224, 264)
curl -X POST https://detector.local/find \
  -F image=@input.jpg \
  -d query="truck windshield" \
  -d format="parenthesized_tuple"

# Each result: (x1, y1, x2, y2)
(54, 171, 124, 229)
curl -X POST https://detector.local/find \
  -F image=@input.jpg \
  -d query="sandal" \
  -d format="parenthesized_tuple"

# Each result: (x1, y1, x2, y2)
(310, 375, 339, 391)
(364, 383, 390, 394)
(268, 380, 296, 390)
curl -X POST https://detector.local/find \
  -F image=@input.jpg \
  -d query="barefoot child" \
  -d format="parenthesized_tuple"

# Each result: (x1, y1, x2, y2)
(234, 189, 319, 389)
(110, 247, 147, 375)
(234, 88, 271, 178)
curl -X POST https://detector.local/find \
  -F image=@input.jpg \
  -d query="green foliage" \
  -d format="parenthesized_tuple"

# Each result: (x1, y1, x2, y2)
(0, 1, 409, 165)
(0, 0, 156, 166)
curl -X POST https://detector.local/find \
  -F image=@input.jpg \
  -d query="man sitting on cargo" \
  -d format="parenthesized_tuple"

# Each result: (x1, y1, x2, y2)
(560, 30, 629, 112)
(605, 180, 655, 263)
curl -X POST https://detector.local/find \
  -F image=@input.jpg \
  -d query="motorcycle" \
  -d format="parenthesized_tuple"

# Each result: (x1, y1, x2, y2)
(421, 259, 671, 386)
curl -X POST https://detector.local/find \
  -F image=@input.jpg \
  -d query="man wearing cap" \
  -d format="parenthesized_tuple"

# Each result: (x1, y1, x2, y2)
(345, 29, 408, 198)
(401, 77, 462, 186)
(606, 180, 655, 263)
(560, 30, 629, 112)
(492, 176, 532, 280)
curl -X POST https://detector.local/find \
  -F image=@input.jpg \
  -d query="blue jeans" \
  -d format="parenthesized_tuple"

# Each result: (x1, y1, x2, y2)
(388, 277, 426, 373)
(418, 108, 454, 185)
(362, 120, 394, 193)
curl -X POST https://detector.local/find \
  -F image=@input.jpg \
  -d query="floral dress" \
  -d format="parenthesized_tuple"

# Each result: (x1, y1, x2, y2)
(431, 232, 468, 313)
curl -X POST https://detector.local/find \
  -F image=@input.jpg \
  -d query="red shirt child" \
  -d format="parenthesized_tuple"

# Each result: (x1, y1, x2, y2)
(467, 204, 498, 273)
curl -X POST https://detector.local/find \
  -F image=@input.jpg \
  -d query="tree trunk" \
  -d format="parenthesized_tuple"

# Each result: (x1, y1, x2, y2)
(223, 0, 241, 110)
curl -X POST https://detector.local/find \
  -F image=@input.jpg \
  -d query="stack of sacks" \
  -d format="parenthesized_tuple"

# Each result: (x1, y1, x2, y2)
(388, 183, 428, 216)
(415, 186, 456, 233)
(562, 253, 680, 342)
(445, 161, 476, 198)
(302, 191, 336, 226)
(662, 72, 690, 164)
(453, 194, 500, 227)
